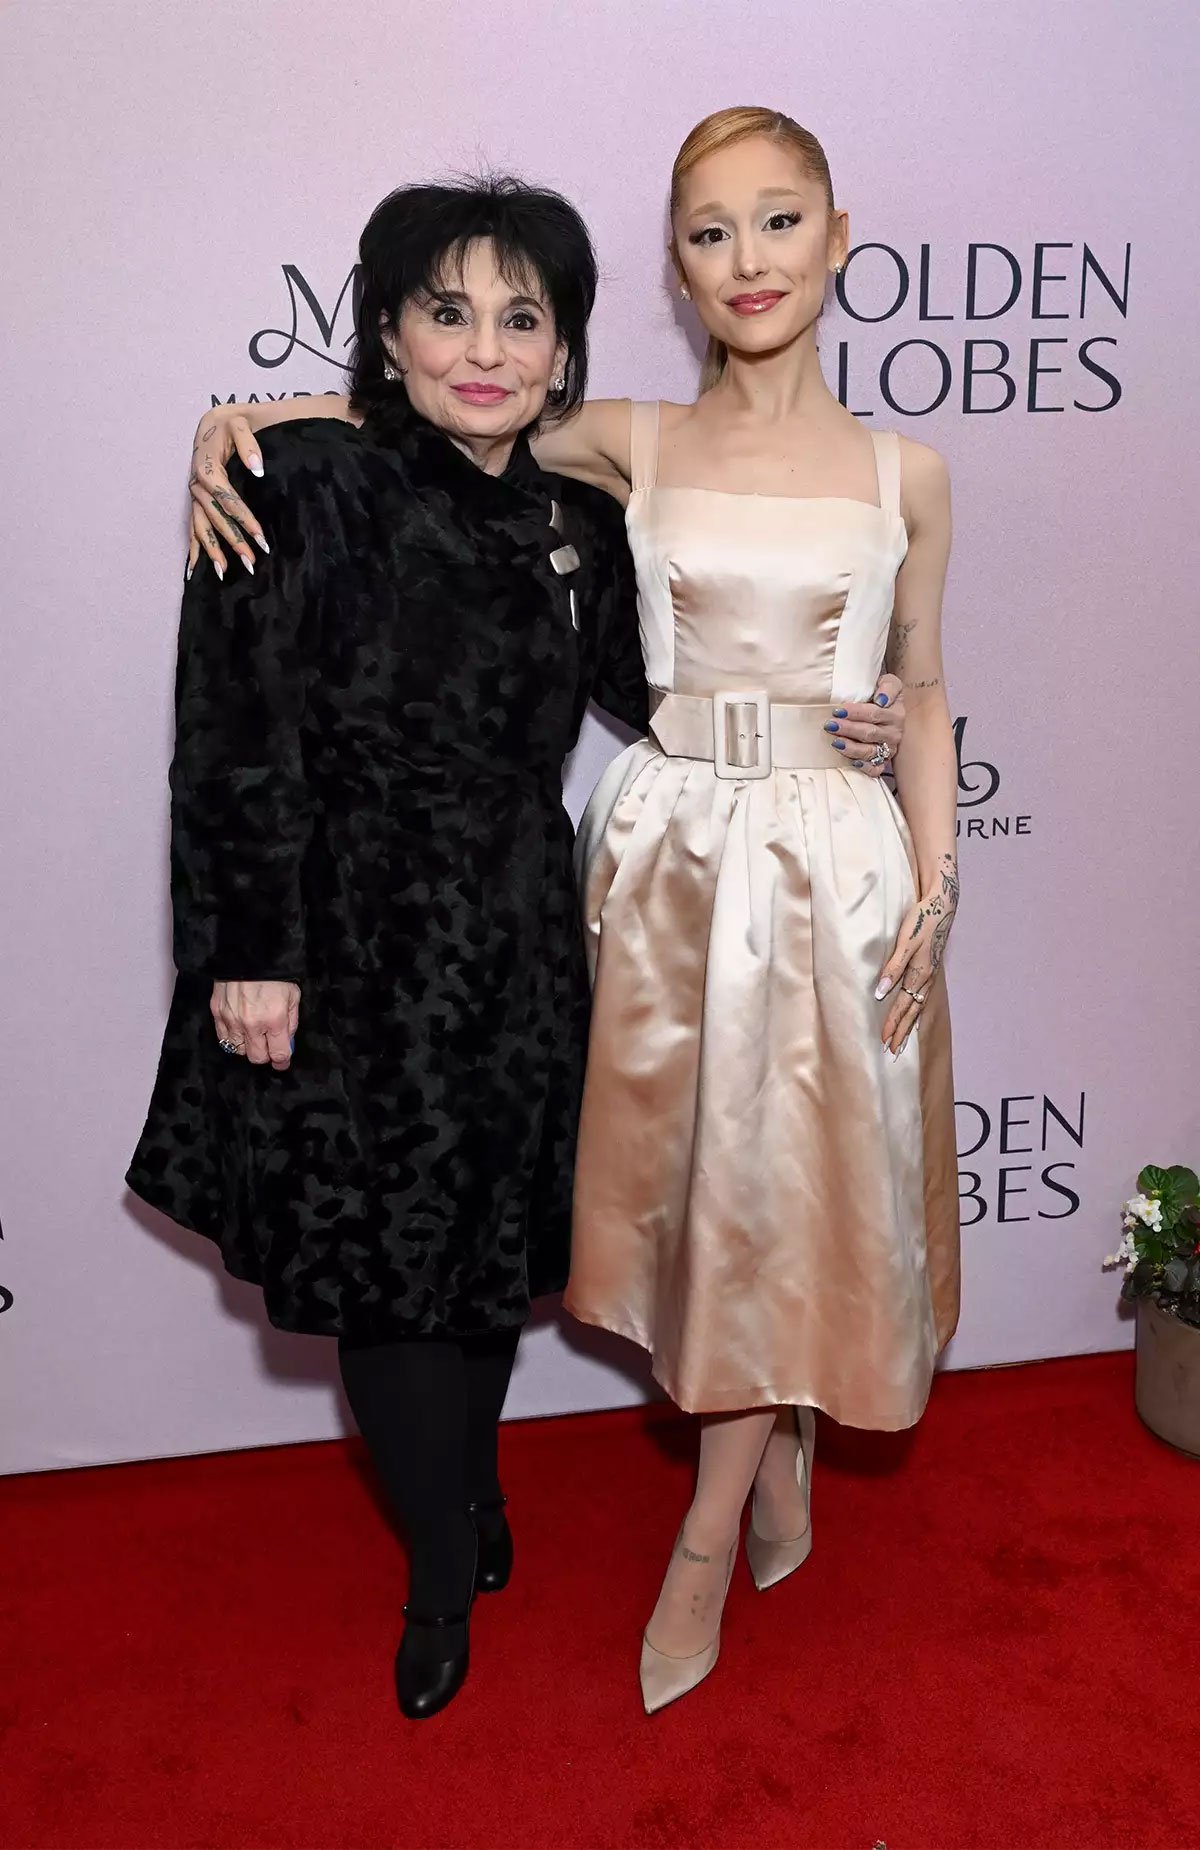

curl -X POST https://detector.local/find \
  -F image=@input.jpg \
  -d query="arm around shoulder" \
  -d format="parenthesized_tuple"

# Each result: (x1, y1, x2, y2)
(532, 398, 634, 496)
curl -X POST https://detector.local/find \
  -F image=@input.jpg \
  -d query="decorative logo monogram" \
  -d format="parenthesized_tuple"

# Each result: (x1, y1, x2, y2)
(249, 265, 363, 370)
(954, 717, 1000, 807)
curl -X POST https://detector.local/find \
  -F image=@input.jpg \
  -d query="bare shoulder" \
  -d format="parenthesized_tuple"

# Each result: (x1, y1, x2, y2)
(898, 434, 950, 492)
(897, 434, 951, 527)
(657, 399, 696, 431)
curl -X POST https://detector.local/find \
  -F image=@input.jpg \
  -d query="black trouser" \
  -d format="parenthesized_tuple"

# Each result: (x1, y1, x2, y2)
(337, 1330, 520, 1615)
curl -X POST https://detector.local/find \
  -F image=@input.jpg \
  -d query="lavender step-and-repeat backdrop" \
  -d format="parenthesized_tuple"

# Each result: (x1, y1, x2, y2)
(2, 0, 1196, 1472)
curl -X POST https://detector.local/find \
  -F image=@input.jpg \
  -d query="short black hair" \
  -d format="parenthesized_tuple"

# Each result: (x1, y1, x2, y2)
(348, 174, 598, 424)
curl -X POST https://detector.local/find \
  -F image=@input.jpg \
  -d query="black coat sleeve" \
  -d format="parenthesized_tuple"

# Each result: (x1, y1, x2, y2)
(169, 452, 317, 982)
(588, 498, 649, 735)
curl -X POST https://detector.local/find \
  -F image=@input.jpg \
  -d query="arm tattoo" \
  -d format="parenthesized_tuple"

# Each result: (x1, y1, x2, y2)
(200, 423, 217, 443)
(886, 618, 918, 674)
(678, 1543, 712, 1564)
(905, 676, 942, 690)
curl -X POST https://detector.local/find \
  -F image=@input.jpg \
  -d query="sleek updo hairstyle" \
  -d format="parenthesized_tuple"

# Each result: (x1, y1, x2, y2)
(348, 174, 598, 423)
(669, 107, 836, 392)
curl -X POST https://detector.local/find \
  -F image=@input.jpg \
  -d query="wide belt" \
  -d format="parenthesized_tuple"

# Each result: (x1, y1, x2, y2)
(648, 687, 833, 778)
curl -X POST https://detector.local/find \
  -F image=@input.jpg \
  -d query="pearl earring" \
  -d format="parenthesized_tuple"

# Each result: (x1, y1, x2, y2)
(551, 374, 566, 395)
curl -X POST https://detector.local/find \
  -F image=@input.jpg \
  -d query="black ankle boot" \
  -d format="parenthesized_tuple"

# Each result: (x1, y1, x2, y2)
(469, 1495, 513, 1594)
(394, 1603, 472, 1720)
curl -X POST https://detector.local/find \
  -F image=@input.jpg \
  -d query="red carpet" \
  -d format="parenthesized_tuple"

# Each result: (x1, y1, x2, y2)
(3, 1351, 1197, 1850)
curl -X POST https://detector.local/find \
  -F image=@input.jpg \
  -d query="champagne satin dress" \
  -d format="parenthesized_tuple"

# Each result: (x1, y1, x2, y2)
(565, 402, 960, 1430)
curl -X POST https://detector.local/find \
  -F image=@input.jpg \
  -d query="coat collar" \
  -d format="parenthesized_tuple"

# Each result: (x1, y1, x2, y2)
(359, 386, 545, 513)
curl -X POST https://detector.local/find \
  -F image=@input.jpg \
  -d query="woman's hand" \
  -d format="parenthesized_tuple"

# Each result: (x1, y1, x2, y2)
(875, 854, 959, 1056)
(825, 673, 906, 778)
(187, 409, 269, 580)
(210, 980, 300, 1071)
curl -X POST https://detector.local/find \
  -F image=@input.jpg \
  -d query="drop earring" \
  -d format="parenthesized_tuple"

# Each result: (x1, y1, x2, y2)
(680, 284, 691, 301)
(383, 359, 403, 382)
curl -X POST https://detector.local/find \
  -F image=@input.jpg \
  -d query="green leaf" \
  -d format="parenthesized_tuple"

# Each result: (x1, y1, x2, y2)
(1139, 1165, 1169, 1195)
(1163, 1258, 1189, 1293)
(1168, 1167, 1199, 1202)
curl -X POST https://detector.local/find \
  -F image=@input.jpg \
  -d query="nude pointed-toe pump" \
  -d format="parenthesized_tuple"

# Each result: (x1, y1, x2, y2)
(745, 1405, 817, 1592)
(639, 1546, 735, 1715)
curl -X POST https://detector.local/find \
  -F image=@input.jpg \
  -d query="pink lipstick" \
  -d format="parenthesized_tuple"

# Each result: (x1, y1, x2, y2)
(727, 291, 785, 316)
(451, 383, 512, 405)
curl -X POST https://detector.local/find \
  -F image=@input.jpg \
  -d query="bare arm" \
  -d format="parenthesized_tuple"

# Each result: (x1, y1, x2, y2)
(531, 399, 633, 500)
(877, 438, 959, 1053)
(188, 396, 354, 575)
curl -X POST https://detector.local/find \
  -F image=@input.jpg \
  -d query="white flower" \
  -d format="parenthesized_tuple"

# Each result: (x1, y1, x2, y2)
(1124, 1193, 1163, 1232)
(1104, 1227, 1141, 1272)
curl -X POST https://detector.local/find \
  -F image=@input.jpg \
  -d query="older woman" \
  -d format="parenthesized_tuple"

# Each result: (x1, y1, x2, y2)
(127, 177, 647, 1719)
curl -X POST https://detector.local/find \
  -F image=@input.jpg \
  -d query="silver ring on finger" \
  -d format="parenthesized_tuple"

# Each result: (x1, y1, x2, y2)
(870, 741, 892, 765)
(901, 985, 926, 1005)
(218, 1037, 244, 1055)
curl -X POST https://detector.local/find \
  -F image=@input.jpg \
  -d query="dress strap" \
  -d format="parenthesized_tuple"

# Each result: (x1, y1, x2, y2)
(870, 430, 902, 517)
(628, 401, 662, 492)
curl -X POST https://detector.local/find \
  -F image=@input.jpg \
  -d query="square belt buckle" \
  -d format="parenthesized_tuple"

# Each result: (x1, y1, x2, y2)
(713, 689, 772, 779)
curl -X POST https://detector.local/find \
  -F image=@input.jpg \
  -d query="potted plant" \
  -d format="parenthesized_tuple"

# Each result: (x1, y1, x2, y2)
(1105, 1164, 1200, 1456)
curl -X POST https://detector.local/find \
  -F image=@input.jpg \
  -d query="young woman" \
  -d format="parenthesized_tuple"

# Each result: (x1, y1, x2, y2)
(181, 107, 957, 1716)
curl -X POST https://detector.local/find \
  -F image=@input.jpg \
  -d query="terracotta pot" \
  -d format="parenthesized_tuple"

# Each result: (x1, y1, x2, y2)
(1135, 1298, 1200, 1458)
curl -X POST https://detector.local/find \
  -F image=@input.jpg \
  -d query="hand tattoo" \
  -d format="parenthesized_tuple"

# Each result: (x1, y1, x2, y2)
(939, 855, 960, 909)
(678, 1543, 711, 1564)
(200, 423, 217, 443)
(927, 857, 959, 973)
(212, 490, 246, 547)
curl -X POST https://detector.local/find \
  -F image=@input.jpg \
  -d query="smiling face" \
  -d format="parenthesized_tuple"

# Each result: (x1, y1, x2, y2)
(385, 236, 565, 452)
(673, 134, 848, 362)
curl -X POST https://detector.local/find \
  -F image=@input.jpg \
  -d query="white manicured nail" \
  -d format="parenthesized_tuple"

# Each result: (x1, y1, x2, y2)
(242, 556, 255, 576)
(248, 455, 264, 478)
(875, 977, 893, 1000)
(214, 562, 224, 582)
(255, 534, 270, 554)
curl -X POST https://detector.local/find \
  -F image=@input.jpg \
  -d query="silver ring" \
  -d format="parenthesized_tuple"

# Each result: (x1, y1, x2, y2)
(901, 985, 926, 1005)
(870, 741, 892, 765)
(218, 1038, 243, 1055)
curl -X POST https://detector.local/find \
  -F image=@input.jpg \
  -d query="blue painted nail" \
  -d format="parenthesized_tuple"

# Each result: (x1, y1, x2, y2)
(833, 708, 848, 719)
(825, 721, 839, 733)
(833, 739, 846, 751)
(875, 692, 890, 707)
(289, 1036, 295, 1053)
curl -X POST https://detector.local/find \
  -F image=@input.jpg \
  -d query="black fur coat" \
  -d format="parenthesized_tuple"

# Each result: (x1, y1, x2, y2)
(126, 395, 647, 1340)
